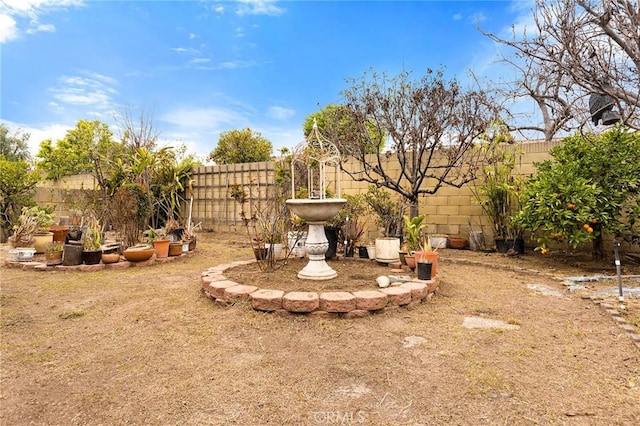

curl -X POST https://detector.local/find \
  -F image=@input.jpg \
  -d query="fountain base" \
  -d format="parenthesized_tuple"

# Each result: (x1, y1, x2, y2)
(297, 222, 337, 280)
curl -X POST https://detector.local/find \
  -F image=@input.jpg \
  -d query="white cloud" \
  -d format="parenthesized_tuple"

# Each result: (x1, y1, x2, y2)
(235, 0, 284, 17)
(0, 0, 83, 43)
(26, 22, 55, 34)
(49, 72, 118, 109)
(188, 32, 197, 39)
(452, 13, 462, 21)
(267, 106, 295, 121)
(0, 119, 73, 157)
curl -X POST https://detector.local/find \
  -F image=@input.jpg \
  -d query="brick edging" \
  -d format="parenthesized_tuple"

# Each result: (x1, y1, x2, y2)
(3, 250, 197, 271)
(200, 260, 439, 317)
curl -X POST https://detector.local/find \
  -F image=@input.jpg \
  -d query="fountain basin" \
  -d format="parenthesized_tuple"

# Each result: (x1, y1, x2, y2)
(286, 198, 346, 223)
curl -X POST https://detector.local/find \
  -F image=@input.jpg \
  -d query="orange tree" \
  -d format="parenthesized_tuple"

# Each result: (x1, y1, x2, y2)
(516, 127, 640, 258)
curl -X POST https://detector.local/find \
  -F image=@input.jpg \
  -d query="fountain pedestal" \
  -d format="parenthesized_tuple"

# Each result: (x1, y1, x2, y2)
(286, 199, 346, 281)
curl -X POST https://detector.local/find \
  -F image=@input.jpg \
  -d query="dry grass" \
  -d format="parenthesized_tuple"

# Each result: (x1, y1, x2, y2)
(1, 232, 639, 425)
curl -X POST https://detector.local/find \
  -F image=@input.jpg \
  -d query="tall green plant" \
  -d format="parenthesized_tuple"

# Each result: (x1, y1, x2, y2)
(516, 127, 640, 258)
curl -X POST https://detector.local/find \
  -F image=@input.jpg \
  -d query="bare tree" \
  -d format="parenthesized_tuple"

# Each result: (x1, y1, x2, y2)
(340, 68, 502, 218)
(113, 106, 159, 150)
(484, 0, 639, 137)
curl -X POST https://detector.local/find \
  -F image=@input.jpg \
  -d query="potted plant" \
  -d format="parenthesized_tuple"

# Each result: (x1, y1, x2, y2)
(44, 241, 64, 266)
(416, 253, 433, 280)
(82, 216, 102, 265)
(414, 236, 439, 277)
(471, 140, 525, 253)
(148, 228, 170, 258)
(8, 206, 56, 252)
(364, 186, 404, 264)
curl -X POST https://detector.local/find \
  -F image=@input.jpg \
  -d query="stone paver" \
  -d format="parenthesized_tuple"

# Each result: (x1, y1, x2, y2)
(207, 280, 240, 299)
(353, 290, 388, 311)
(282, 292, 319, 313)
(224, 284, 259, 300)
(250, 289, 285, 311)
(380, 287, 412, 306)
(319, 292, 356, 312)
(400, 282, 428, 301)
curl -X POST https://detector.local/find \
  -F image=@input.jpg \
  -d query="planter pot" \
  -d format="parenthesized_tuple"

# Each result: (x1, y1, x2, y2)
(288, 231, 307, 258)
(358, 246, 369, 259)
(66, 228, 83, 243)
(414, 251, 439, 277)
(324, 227, 339, 259)
(101, 252, 120, 264)
(265, 243, 283, 258)
(417, 262, 433, 280)
(495, 238, 525, 254)
(10, 247, 36, 262)
(168, 242, 183, 256)
(123, 246, 155, 262)
(366, 245, 376, 260)
(50, 225, 70, 243)
(253, 247, 269, 260)
(82, 250, 102, 265)
(153, 239, 170, 258)
(187, 237, 197, 251)
(45, 250, 63, 266)
(62, 243, 83, 266)
(34, 232, 54, 254)
(404, 254, 417, 269)
(182, 241, 189, 254)
(430, 235, 447, 249)
(375, 237, 400, 264)
(398, 251, 408, 265)
(447, 236, 468, 249)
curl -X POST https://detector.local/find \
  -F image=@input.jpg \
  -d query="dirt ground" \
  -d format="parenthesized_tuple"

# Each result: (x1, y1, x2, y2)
(1, 232, 639, 425)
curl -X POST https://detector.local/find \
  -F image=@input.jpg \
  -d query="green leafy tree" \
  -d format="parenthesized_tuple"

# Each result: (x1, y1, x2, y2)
(516, 127, 640, 258)
(208, 128, 272, 164)
(302, 104, 384, 155)
(0, 125, 31, 162)
(37, 120, 122, 221)
(0, 157, 39, 242)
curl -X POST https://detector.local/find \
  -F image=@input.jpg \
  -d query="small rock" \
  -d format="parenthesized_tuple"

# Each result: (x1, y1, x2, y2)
(376, 276, 390, 288)
(388, 275, 412, 283)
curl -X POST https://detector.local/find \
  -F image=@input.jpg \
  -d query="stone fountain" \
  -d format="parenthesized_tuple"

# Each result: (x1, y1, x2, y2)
(286, 119, 345, 280)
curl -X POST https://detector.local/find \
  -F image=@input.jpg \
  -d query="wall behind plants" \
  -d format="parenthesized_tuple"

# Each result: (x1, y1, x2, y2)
(38, 139, 638, 253)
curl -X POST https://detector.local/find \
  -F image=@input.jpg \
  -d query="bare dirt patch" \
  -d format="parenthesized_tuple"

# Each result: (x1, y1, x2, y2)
(224, 258, 399, 293)
(1, 232, 639, 425)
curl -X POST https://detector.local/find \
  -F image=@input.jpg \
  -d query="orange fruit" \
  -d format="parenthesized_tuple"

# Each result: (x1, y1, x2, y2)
(582, 224, 590, 230)
(591, 218, 598, 224)
(567, 203, 575, 209)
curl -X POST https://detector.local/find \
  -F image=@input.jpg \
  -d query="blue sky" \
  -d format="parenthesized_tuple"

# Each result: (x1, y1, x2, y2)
(1, 0, 534, 162)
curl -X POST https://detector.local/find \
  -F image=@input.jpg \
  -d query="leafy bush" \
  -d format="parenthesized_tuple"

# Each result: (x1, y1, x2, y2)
(516, 127, 640, 257)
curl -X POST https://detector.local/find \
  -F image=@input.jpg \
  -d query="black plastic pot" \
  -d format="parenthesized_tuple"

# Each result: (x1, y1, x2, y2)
(417, 262, 432, 280)
(324, 227, 339, 259)
(358, 246, 369, 258)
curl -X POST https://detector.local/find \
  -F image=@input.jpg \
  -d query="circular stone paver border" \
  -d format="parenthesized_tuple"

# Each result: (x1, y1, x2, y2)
(200, 259, 440, 317)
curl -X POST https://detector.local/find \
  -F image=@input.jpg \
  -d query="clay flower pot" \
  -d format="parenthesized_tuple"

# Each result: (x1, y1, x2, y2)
(101, 252, 120, 264)
(123, 246, 154, 262)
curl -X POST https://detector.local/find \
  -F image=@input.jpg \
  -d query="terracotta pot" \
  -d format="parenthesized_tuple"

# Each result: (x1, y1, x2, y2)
(123, 246, 154, 262)
(101, 252, 120, 264)
(153, 239, 170, 258)
(404, 254, 416, 269)
(188, 237, 196, 251)
(447, 236, 468, 249)
(168, 242, 182, 256)
(50, 225, 70, 242)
